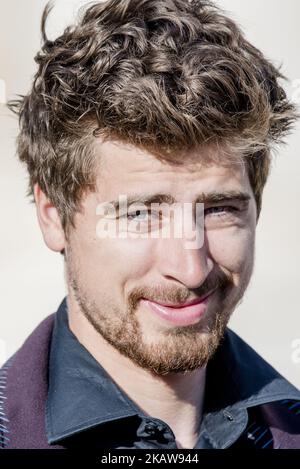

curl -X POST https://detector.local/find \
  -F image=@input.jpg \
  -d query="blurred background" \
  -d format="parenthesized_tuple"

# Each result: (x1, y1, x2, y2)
(0, 0, 299, 387)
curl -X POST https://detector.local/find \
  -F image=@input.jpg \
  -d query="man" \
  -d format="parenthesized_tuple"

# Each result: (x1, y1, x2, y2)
(1, 0, 299, 450)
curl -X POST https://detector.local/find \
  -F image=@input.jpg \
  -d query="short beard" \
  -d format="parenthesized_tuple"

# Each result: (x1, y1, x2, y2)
(67, 253, 251, 376)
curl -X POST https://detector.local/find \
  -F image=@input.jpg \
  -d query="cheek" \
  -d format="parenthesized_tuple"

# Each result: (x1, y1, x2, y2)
(206, 227, 255, 274)
(74, 233, 157, 287)
(107, 238, 157, 278)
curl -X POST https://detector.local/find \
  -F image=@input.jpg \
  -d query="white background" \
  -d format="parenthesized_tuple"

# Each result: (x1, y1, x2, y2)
(0, 0, 299, 387)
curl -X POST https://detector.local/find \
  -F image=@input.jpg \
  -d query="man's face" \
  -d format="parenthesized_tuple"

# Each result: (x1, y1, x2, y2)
(66, 140, 257, 375)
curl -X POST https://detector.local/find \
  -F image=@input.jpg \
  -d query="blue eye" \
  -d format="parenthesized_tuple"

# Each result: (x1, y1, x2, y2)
(204, 206, 237, 217)
(127, 209, 159, 221)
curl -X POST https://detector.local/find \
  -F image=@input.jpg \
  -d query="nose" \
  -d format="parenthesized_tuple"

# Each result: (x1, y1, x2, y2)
(157, 236, 213, 290)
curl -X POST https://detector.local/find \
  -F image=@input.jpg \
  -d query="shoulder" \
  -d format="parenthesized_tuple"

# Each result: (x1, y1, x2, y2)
(224, 329, 300, 448)
(224, 327, 300, 402)
(0, 313, 56, 449)
(1, 312, 56, 376)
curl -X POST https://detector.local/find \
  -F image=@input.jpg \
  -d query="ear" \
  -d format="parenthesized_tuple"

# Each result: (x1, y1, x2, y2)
(34, 183, 66, 252)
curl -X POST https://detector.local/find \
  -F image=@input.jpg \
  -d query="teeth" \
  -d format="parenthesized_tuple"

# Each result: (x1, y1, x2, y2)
(153, 303, 170, 313)
(155, 302, 191, 309)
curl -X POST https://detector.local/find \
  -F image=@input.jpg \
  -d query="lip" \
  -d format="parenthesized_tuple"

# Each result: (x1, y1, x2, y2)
(140, 290, 216, 326)
(146, 290, 215, 308)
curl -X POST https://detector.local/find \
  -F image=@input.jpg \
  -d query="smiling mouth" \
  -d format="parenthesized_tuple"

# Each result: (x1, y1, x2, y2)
(140, 289, 216, 327)
(142, 289, 217, 309)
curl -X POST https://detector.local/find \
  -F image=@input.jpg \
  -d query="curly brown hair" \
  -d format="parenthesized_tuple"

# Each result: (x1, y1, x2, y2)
(8, 0, 298, 233)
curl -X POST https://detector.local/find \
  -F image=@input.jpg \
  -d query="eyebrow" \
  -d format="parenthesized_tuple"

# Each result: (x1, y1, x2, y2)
(107, 190, 252, 211)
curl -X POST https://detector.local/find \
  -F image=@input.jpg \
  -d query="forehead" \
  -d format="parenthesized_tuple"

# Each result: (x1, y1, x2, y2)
(94, 139, 252, 199)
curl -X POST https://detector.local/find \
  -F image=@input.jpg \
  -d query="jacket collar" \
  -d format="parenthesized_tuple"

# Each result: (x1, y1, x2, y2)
(46, 297, 300, 445)
(46, 298, 139, 444)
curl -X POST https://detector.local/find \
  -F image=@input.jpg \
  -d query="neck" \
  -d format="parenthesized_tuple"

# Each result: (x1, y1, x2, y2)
(67, 296, 206, 449)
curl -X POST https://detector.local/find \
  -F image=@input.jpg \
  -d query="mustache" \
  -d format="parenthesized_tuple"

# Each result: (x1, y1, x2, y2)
(128, 268, 232, 310)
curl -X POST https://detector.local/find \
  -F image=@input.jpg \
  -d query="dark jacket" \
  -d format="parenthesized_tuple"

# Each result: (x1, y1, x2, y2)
(0, 304, 300, 449)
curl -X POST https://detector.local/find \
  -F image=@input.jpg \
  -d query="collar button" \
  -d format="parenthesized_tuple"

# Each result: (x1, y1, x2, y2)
(223, 410, 234, 421)
(145, 422, 156, 435)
